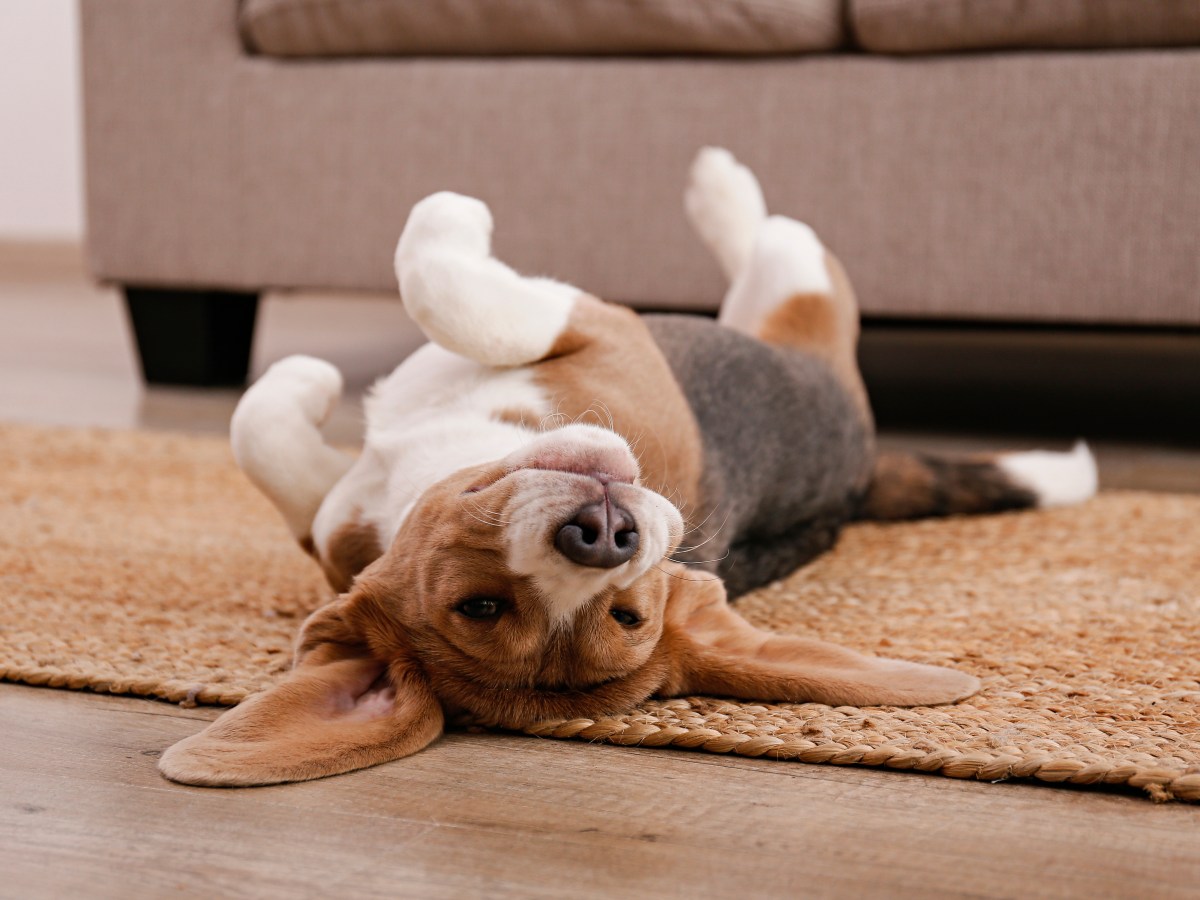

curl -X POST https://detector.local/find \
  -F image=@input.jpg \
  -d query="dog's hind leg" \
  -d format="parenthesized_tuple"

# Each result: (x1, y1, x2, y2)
(685, 148, 1097, 531)
(685, 148, 867, 414)
(394, 192, 581, 368)
(230, 356, 354, 547)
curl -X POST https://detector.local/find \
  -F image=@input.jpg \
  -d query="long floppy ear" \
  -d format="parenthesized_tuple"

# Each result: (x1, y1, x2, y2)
(658, 569, 980, 707)
(158, 594, 443, 787)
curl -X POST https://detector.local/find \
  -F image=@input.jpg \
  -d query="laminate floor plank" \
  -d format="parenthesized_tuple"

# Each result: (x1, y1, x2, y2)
(2, 685, 1197, 900)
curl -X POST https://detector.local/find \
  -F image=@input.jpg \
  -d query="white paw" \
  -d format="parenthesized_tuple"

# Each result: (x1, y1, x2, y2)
(395, 191, 493, 276)
(685, 147, 767, 281)
(750, 215, 832, 296)
(249, 355, 344, 426)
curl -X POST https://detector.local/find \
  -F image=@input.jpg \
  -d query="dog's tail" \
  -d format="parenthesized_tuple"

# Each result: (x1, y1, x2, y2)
(858, 442, 1097, 521)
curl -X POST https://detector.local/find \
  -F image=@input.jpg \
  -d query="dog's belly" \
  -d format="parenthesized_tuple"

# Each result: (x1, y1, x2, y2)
(643, 314, 873, 591)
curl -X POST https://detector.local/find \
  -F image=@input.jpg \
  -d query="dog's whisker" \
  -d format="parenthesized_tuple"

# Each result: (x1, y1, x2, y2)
(652, 562, 716, 583)
(464, 500, 513, 527)
(463, 509, 504, 529)
(581, 399, 615, 433)
(679, 502, 722, 537)
(472, 511, 512, 527)
(667, 549, 730, 566)
(673, 511, 732, 555)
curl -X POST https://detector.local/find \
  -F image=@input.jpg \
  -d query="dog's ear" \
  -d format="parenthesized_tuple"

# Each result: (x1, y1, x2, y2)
(658, 568, 980, 707)
(158, 592, 443, 787)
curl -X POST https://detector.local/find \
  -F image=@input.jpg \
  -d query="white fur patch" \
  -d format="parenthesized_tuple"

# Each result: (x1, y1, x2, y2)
(315, 343, 554, 552)
(685, 146, 768, 282)
(363, 343, 549, 441)
(998, 441, 1098, 508)
(394, 192, 577, 368)
(230, 355, 354, 539)
(717, 215, 833, 335)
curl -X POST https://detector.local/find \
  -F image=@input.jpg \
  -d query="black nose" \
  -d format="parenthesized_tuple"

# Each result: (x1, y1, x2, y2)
(555, 499, 639, 569)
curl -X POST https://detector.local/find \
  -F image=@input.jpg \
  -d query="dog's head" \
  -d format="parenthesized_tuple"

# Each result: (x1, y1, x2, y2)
(160, 425, 979, 786)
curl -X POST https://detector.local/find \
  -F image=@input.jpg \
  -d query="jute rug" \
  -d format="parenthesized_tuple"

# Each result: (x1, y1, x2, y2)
(2, 423, 1198, 802)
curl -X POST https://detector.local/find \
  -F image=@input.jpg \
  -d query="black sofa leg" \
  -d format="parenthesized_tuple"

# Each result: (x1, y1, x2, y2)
(124, 288, 259, 387)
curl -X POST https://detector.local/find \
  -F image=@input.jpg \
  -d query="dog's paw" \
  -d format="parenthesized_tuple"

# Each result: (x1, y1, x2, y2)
(250, 355, 344, 425)
(685, 147, 767, 280)
(395, 191, 494, 271)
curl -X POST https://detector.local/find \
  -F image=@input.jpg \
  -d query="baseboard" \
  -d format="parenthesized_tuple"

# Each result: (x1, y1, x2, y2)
(0, 240, 86, 280)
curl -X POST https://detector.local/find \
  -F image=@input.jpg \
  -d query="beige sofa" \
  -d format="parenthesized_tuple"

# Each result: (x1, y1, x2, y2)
(81, 0, 1200, 384)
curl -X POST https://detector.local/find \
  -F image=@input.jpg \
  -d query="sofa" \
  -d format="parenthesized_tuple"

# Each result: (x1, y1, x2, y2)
(81, 0, 1200, 384)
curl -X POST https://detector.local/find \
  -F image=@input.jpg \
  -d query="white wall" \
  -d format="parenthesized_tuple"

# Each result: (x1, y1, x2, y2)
(0, 0, 83, 240)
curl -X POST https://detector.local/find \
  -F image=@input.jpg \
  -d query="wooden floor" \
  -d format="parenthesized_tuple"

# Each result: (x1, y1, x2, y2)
(4, 684, 1199, 900)
(3, 246, 1199, 899)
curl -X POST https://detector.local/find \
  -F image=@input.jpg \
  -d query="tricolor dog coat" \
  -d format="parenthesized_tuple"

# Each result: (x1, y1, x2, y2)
(161, 149, 1096, 786)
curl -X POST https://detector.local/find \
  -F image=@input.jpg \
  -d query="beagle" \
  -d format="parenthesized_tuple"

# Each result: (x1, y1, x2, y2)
(161, 149, 1096, 786)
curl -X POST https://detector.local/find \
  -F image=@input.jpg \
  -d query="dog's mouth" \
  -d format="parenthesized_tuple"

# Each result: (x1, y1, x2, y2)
(525, 464, 634, 484)
(465, 462, 634, 495)
(466, 425, 642, 495)
(510, 425, 640, 480)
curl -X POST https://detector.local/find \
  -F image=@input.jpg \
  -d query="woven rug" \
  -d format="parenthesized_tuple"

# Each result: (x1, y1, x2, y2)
(3, 423, 1198, 802)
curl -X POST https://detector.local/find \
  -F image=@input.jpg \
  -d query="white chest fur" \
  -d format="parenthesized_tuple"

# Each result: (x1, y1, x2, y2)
(312, 344, 551, 553)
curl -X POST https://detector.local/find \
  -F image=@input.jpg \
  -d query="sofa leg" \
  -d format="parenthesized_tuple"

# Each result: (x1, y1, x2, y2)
(124, 288, 259, 386)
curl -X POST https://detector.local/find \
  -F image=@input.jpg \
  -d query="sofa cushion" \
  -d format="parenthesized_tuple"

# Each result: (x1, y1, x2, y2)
(240, 0, 846, 57)
(852, 0, 1200, 54)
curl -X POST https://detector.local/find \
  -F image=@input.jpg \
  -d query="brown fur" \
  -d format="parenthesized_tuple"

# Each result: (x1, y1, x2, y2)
(860, 452, 940, 520)
(756, 250, 869, 417)
(320, 518, 385, 593)
(493, 407, 545, 430)
(757, 292, 842, 357)
(529, 296, 706, 519)
(656, 572, 973, 706)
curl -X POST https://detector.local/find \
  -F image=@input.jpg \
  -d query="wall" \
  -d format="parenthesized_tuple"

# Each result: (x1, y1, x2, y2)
(0, 0, 83, 240)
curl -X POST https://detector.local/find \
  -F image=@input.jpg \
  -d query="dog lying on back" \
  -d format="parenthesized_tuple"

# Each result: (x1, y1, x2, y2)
(161, 149, 1096, 786)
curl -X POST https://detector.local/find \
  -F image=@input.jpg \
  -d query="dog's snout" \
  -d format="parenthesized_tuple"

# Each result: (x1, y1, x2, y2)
(555, 499, 639, 569)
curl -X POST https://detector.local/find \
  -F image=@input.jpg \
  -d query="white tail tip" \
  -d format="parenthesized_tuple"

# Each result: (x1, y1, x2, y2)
(998, 441, 1098, 508)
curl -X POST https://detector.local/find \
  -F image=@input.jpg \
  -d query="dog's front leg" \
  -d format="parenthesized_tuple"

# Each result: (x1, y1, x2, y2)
(230, 356, 354, 545)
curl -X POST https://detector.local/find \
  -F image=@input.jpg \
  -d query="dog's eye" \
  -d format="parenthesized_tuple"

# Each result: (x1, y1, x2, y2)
(456, 596, 507, 619)
(610, 608, 640, 627)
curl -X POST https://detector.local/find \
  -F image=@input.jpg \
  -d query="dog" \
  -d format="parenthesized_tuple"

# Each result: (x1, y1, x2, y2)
(160, 149, 1096, 786)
